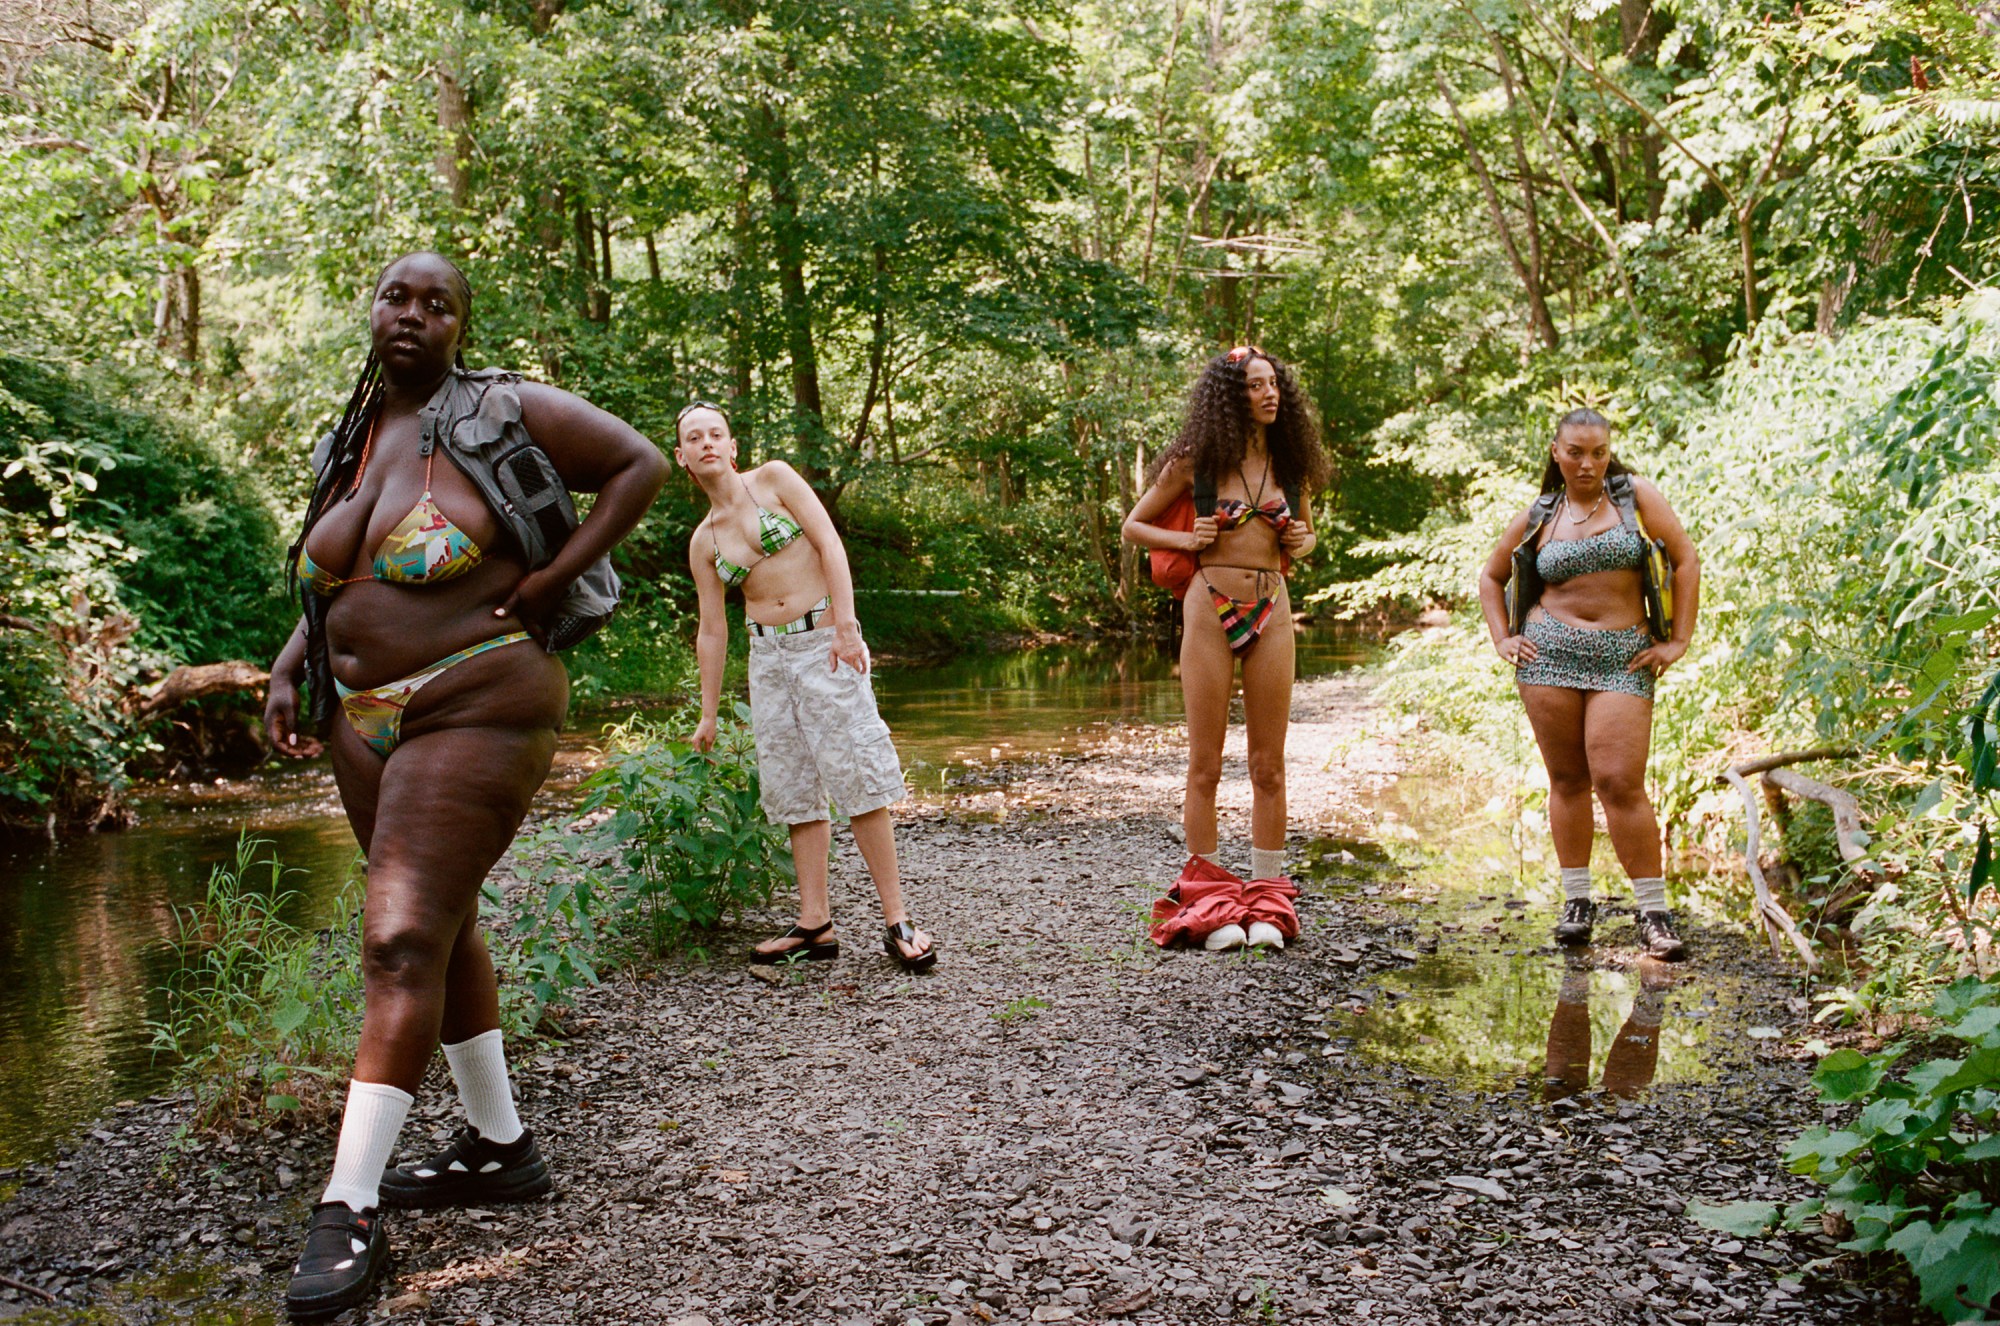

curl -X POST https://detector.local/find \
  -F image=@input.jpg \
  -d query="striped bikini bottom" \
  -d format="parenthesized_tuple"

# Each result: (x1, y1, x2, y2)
(1202, 568, 1283, 653)
(335, 633, 536, 757)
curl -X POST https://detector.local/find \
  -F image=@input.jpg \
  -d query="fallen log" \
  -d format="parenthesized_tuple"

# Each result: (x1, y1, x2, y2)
(134, 661, 269, 721)
(1764, 767, 1870, 866)
(1720, 762, 1822, 970)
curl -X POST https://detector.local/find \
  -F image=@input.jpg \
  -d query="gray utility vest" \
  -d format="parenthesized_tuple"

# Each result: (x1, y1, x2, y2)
(310, 368, 622, 651)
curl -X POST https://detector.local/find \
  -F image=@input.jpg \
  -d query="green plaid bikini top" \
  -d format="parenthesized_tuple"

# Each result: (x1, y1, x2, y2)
(712, 503, 803, 588)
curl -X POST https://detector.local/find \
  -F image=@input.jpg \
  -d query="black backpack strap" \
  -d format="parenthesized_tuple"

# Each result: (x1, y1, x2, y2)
(1193, 469, 1218, 518)
(1522, 491, 1560, 541)
(1605, 473, 1642, 532)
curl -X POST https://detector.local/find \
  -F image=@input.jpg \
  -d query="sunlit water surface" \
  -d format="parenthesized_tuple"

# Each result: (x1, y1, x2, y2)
(0, 625, 1369, 1166)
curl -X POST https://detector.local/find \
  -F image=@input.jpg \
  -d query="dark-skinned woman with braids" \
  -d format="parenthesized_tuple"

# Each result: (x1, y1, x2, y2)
(263, 252, 667, 1320)
(1123, 347, 1330, 951)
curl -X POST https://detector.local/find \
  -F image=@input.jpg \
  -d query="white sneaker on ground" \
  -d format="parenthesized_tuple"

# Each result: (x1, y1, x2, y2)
(1203, 924, 1247, 951)
(1245, 921, 1285, 950)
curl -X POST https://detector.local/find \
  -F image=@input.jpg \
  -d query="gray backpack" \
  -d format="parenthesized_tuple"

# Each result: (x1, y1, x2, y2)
(312, 368, 623, 650)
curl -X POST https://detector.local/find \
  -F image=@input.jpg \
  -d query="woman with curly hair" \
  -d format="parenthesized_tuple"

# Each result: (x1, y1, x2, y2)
(1123, 346, 1330, 950)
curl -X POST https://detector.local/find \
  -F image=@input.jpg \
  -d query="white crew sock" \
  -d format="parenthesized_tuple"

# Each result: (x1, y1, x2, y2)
(1560, 866, 1593, 902)
(1632, 876, 1668, 913)
(320, 1080, 414, 1213)
(1191, 850, 1215, 865)
(1250, 847, 1286, 881)
(443, 1029, 524, 1144)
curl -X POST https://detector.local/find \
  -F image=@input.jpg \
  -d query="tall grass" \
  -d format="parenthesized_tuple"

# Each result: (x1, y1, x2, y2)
(149, 833, 364, 1130)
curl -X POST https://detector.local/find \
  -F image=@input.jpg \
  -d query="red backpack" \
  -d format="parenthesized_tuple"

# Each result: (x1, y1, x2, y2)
(1146, 472, 1300, 599)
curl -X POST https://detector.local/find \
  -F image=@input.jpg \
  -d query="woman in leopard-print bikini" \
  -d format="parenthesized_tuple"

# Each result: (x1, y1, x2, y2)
(1479, 409, 1701, 960)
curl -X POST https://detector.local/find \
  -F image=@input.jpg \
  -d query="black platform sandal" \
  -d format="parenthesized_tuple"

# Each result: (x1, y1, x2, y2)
(884, 920, 938, 973)
(750, 920, 839, 964)
(284, 1202, 389, 1321)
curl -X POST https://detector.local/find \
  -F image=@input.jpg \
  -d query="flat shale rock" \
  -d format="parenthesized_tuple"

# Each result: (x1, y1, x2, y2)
(0, 675, 1901, 1323)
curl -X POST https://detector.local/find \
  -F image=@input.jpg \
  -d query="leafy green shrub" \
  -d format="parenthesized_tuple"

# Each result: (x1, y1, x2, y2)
(565, 709, 794, 957)
(481, 825, 606, 1036)
(1695, 977, 2000, 1322)
(149, 834, 364, 1131)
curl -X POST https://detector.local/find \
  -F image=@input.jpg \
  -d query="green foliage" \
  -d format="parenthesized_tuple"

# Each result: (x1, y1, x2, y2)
(481, 826, 605, 1037)
(563, 709, 794, 958)
(1780, 978, 2000, 1321)
(147, 834, 364, 1131)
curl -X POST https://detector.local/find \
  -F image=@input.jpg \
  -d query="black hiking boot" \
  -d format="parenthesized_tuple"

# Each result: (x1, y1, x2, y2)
(1637, 910, 1688, 961)
(1553, 897, 1596, 948)
(378, 1125, 551, 1210)
(285, 1202, 388, 1321)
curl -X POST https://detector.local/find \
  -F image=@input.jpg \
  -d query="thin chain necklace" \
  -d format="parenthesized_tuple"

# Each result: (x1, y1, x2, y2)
(1562, 489, 1605, 525)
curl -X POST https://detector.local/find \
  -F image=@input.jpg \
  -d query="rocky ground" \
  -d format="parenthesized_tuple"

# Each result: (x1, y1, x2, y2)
(0, 674, 1916, 1324)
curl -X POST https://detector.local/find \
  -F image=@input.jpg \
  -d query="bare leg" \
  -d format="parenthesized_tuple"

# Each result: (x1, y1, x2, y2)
(1520, 684, 1593, 869)
(1179, 586, 1237, 858)
(756, 819, 832, 956)
(438, 914, 502, 1047)
(1582, 691, 1662, 879)
(850, 806, 929, 957)
(352, 725, 557, 1093)
(1239, 587, 1294, 851)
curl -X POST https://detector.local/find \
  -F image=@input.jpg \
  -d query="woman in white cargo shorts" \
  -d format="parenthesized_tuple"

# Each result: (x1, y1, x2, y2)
(678, 401, 937, 971)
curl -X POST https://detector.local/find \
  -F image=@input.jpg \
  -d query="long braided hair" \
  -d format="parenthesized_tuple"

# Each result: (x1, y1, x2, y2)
(1537, 407, 1635, 493)
(288, 252, 473, 729)
(1148, 347, 1330, 495)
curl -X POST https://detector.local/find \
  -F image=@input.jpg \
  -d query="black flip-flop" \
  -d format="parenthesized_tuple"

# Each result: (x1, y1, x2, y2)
(884, 920, 938, 973)
(750, 920, 839, 964)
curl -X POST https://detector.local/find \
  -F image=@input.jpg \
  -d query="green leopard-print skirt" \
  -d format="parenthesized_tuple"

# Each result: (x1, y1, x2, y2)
(1516, 614, 1654, 700)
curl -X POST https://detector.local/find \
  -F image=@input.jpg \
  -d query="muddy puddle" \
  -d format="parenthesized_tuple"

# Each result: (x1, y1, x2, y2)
(1300, 770, 1774, 1100)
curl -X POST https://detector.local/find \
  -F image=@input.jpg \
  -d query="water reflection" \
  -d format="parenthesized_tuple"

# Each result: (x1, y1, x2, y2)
(872, 625, 1371, 788)
(1542, 954, 1677, 1101)
(1304, 774, 1727, 1095)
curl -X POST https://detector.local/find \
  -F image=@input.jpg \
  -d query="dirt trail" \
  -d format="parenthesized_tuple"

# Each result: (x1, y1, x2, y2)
(0, 674, 1906, 1324)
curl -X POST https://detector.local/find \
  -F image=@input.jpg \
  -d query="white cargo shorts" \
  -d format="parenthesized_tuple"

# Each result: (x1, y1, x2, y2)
(746, 628, 907, 826)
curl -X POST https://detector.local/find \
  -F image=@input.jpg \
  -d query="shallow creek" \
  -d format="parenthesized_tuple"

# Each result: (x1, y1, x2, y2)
(0, 628, 1370, 1166)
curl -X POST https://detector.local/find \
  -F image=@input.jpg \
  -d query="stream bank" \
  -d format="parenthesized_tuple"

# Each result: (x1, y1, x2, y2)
(0, 673, 1905, 1324)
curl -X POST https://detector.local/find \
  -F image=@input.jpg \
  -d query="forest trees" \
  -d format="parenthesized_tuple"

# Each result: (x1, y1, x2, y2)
(3, 0, 1999, 825)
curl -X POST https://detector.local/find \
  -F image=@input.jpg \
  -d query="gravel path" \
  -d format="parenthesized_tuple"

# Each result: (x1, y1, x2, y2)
(0, 674, 1912, 1323)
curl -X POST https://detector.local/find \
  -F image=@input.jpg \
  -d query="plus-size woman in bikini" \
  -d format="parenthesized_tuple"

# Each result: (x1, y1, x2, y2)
(262, 251, 667, 1320)
(1123, 347, 1329, 949)
(1479, 409, 1701, 960)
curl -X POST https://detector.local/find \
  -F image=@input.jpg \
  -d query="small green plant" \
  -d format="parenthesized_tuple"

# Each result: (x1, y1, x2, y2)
(149, 834, 364, 1129)
(481, 824, 605, 1036)
(564, 708, 794, 956)
(991, 996, 1050, 1026)
(1691, 975, 2000, 1321)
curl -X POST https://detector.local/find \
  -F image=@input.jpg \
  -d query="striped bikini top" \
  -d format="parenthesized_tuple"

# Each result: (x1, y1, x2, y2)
(297, 449, 484, 596)
(712, 504, 803, 588)
(1537, 524, 1643, 584)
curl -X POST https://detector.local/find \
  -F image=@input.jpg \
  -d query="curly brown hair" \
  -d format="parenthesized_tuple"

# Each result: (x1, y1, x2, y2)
(1149, 348, 1330, 495)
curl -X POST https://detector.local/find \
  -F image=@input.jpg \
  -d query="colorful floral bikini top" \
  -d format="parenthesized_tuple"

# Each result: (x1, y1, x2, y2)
(712, 503, 803, 588)
(296, 449, 484, 596)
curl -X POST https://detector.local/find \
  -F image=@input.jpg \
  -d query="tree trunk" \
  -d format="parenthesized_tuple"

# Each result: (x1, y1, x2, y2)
(436, 52, 473, 210)
(1620, 0, 1666, 221)
(758, 102, 832, 501)
(1435, 71, 1560, 350)
(1138, 0, 1189, 288)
